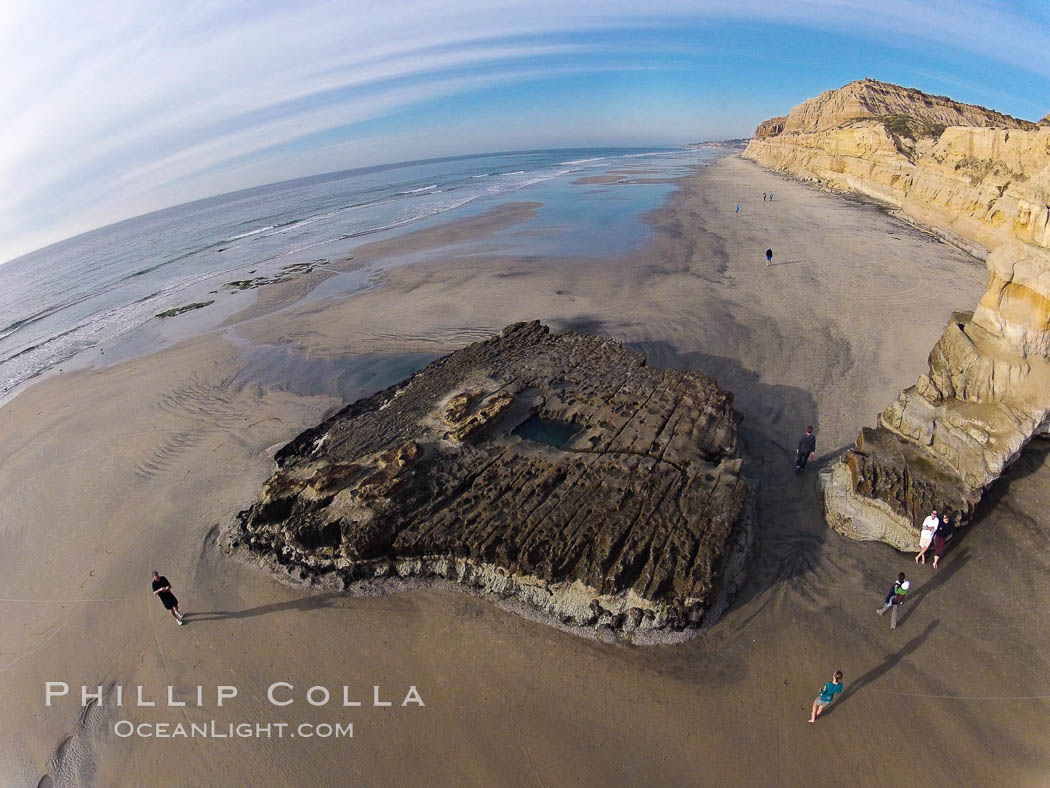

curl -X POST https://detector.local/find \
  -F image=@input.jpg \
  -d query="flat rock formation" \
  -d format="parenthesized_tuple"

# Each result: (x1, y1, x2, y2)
(224, 321, 756, 640)
(745, 81, 1050, 550)
(744, 78, 1049, 256)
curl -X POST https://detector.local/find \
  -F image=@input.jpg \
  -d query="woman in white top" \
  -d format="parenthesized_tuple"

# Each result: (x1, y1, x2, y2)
(915, 509, 939, 564)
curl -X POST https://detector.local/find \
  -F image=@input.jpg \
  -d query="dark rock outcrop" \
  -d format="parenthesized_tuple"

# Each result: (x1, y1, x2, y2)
(225, 321, 756, 640)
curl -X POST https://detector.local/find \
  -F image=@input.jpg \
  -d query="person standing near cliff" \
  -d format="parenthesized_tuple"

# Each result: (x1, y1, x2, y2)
(809, 670, 843, 723)
(932, 513, 954, 568)
(794, 426, 816, 471)
(916, 510, 939, 564)
(152, 570, 184, 625)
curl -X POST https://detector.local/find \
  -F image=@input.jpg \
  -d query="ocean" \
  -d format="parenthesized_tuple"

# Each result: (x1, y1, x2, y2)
(0, 147, 713, 397)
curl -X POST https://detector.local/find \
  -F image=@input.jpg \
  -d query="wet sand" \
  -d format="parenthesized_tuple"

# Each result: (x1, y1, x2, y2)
(2, 156, 1049, 786)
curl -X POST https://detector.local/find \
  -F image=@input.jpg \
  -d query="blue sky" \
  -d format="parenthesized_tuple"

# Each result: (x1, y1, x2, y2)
(2, 0, 1048, 264)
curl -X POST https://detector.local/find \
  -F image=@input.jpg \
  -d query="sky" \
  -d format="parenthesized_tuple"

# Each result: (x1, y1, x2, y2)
(2, 0, 1048, 265)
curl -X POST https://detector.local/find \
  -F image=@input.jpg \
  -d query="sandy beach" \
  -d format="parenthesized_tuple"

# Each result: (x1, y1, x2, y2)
(3, 155, 1048, 786)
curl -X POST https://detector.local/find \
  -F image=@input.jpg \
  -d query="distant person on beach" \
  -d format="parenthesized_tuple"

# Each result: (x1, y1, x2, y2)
(916, 510, 939, 564)
(877, 572, 910, 628)
(769, 192, 774, 201)
(152, 570, 184, 625)
(809, 670, 843, 723)
(763, 192, 767, 201)
(766, 248, 773, 267)
(794, 426, 815, 470)
(932, 514, 954, 568)
(735, 204, 740, 213)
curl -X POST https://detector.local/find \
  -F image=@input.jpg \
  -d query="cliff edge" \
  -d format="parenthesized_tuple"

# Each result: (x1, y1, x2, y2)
(744, 80, 1050, 549)
(744, 78, 1048, 256)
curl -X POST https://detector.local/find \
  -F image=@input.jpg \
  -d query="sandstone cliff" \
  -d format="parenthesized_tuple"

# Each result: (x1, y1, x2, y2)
(744, 79, 1048, 255)
(744, 80, 1050, 549)
(225, 322, 756, 640)
(822, 242, 1050, 549)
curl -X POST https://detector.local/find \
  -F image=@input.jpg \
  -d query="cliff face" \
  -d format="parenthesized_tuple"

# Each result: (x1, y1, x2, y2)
(822, 242, 1050, 549)
(768, 79, 1034, 137)
(744, 80, 1049, 255)
(744, 80, 1050, 550)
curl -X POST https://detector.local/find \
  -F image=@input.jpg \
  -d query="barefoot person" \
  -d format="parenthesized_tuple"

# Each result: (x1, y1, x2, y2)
(932, 514, 953, 568)
(809, 671, 843, 723)
(151, 570, 184, 625)
(916, 510, 939, 564)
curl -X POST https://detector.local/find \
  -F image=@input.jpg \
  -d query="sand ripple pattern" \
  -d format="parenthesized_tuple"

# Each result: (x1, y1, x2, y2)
(134, 377, 243, 480)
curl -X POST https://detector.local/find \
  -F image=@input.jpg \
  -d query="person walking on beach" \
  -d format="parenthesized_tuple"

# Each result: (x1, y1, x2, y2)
(881, 572, 910, 606)
(152, 570, 184, 625)
(877, 572, 910, 628)
(769, 192, 774, 201)
(809, 670, 843, 723)
(766, 248, 773, 267)
(794, 426, 816, 471)
(735, 203, 740, 213)
(763, 192, 767, 201)
(916, 509, 939, 564)
(932, 513, 953, 568)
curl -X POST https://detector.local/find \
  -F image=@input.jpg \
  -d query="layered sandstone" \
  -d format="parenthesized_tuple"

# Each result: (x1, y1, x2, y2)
(822, 243, 1050, 548)
(225, 322, 756, 640)
(744, 79, 1049, 255)
(743, 80, 1050, 549)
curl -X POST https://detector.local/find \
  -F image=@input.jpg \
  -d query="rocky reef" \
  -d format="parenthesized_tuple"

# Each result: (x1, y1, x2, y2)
(224, 321, 756, 640)
(743, 80, 1050, 549)
(744, 78, 1049, 256)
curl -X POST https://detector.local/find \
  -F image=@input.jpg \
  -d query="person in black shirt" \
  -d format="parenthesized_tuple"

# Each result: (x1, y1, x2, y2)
(795, 426, 816, 471)
(152, 570, 184, 625)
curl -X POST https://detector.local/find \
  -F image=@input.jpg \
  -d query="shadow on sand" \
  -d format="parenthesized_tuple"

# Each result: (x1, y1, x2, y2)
(898, 547, 970, 626)
(184, 592, 349, 623)
(622, 338, 830, 616)
(823, 618, 940, 717)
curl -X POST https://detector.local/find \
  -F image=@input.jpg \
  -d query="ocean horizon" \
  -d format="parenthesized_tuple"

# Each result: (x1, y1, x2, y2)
(0, 145, 711, 398)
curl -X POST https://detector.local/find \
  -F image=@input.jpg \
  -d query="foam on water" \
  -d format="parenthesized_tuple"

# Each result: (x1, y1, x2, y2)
(0, 147, 706, 396)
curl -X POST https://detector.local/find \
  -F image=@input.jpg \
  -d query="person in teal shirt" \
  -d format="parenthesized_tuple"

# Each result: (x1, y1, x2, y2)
(809, 670, 843, 723)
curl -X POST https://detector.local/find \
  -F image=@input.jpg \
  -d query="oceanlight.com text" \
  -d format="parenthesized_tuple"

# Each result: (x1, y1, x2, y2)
(113, 720, 354, 738)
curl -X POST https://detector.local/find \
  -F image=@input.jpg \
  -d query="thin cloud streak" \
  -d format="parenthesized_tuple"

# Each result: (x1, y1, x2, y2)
(1, 0, 1047, 263)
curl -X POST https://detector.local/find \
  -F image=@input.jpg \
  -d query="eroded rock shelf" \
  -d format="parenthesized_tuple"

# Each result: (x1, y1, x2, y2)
(224, 321, 757, 640)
